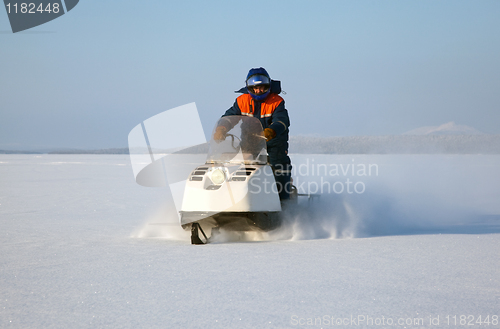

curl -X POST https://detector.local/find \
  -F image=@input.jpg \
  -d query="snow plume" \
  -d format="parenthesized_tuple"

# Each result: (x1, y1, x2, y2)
(264, 197, 353, 241)
(271, 154, 500, 240)
(131, 202, 190, 241)
(133, 154, 500, 243)
(207, 230, 270, 243)
(269, 189, 500, 242)
(205, 196, 365, 243)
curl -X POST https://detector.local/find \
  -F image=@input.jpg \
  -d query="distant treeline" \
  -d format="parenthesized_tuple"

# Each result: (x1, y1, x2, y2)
(0, 150, 43, 154)
(158, 135, 500, 154)
(3, 135, 500, 154)
(48, 148, 129, 154)
(0, 148, 128, 154)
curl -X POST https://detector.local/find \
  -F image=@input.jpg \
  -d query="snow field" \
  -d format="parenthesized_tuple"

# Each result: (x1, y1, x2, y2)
(1, 155, 499, 328)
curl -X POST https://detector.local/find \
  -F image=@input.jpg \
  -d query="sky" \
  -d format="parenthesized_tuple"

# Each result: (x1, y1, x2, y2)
(1, 0, 499, 150)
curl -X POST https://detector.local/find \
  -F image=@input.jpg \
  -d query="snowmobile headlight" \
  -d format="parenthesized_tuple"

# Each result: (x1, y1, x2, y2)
(211, 168, 226, 185)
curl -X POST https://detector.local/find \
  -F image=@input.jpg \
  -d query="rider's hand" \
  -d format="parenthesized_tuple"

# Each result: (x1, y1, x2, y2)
(264, 128, 276, 141)
(214, 126, 228, 142)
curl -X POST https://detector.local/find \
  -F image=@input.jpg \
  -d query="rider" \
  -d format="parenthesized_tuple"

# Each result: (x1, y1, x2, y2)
(214, 67, 292, 200)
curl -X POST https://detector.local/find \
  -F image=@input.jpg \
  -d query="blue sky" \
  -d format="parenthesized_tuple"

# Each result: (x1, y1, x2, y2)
(1, 0, 499, 149)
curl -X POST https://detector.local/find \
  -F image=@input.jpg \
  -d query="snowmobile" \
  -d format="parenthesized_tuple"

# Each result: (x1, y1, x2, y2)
(180, 115, 293, 244)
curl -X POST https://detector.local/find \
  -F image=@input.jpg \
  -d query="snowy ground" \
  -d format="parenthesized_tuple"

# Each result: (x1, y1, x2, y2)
(1, 154, 499, 328)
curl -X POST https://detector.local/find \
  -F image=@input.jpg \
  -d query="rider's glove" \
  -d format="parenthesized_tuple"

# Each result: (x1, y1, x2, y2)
(264, 128, 277, 141)
(214, 126, 228, 141)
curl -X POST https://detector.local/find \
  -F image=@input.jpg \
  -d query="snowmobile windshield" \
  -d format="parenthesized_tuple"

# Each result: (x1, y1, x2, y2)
(207, 115, 268, 165)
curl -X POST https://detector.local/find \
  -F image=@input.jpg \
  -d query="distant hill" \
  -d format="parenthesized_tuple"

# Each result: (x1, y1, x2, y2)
(404, 122, 485, 135)
(289, 134, 500, 154)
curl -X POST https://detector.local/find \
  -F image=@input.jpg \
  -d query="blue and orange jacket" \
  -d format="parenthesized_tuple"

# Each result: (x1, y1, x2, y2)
(221, 92, 290, 150)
